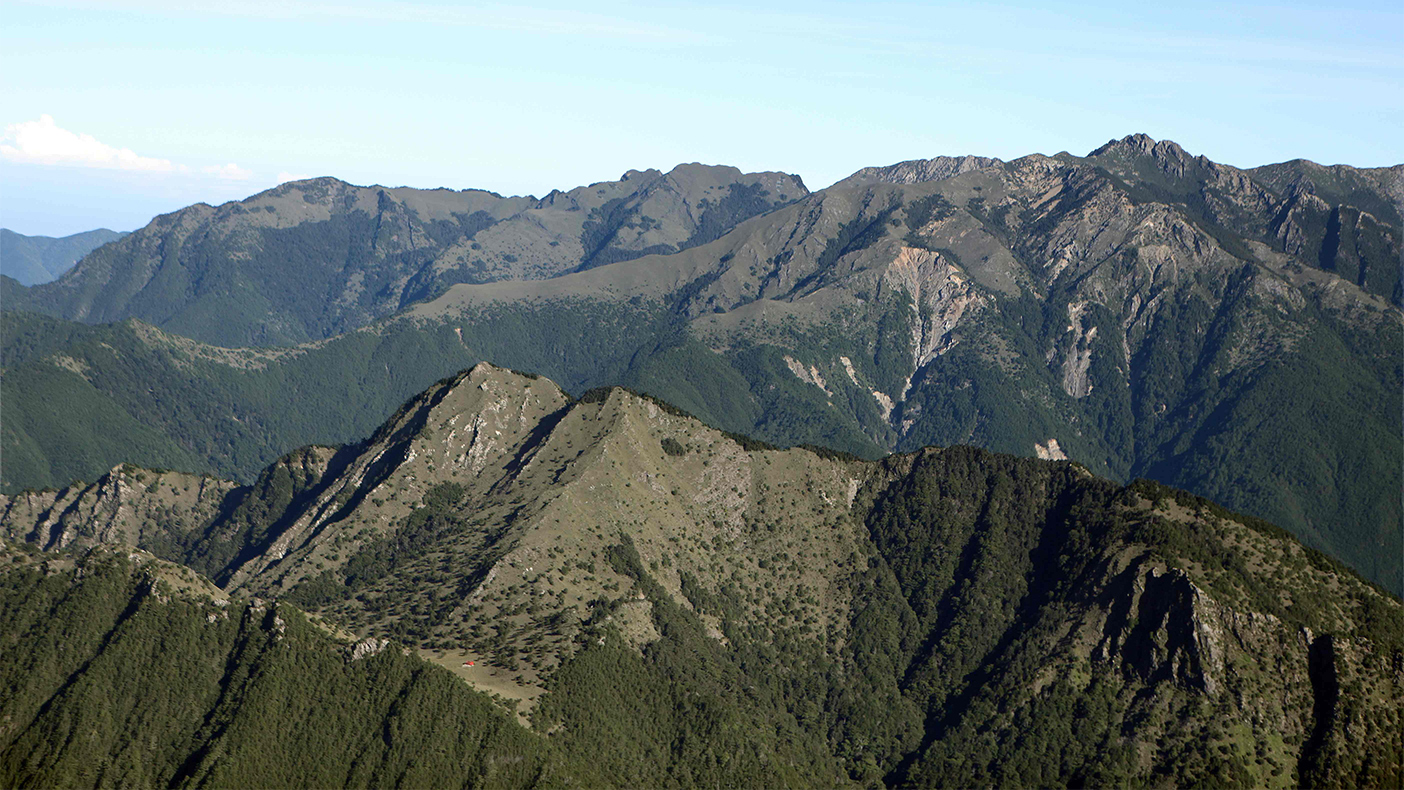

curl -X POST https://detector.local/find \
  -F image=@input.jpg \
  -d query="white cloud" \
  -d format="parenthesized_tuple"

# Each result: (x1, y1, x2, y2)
(203, 162, 253, 180)
(1, 114, 176, 172)
(2, 115, 269, 186)
(276, 171, 314, 183)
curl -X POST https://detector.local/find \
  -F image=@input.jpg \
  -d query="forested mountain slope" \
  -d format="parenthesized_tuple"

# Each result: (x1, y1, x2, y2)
(3, 166, 805, 346)
(2, 365, 1399, 788)
(0, 542, 595, 788)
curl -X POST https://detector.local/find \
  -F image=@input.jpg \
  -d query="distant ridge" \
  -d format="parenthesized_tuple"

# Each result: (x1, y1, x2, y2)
(7, 166, 806, 346)
(0, 228, 127, 286)
(838, 153, 1003, 186)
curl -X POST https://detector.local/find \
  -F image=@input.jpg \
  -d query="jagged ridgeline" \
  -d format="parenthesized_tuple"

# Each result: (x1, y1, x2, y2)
(3, 365, 1399, 788)
(6, 136, 1400, 595)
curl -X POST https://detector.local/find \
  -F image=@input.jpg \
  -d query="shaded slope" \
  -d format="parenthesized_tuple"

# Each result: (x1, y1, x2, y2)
(0, 542, 581, 789)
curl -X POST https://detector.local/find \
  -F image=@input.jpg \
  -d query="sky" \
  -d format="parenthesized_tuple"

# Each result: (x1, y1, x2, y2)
(2, 0, 1400, 237)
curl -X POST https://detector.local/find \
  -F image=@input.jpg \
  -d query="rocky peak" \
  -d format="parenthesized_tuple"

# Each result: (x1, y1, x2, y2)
(1087, 133, 1214, 180)
(843, 154, 1003, 186)
(360, 362, 568, 460)
(1091, 132, 1157, 156)
(535, 188, 578, 210)
(1090, 132, 1181, 159)
(618, 168, 663, 184)
(215, 363, 572, 587)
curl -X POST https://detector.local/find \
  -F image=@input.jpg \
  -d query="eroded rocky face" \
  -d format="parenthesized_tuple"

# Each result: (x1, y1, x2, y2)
(650, 135, 1394, 461)
(0, 466, 237, 554)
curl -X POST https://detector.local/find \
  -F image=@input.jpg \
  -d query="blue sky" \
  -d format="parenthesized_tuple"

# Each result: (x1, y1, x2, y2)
(3, 0, 1400, 236)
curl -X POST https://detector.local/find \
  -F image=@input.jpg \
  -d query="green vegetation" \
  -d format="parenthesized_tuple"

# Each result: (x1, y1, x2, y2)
(534, 536, 844, 787)
(14, 169, 807, 347)
(5, 137, 1403, 787)
(0, 544, 584, 789)
(6, 267, 1399, 595)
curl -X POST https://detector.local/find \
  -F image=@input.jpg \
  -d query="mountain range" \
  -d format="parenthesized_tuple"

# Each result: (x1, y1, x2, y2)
(1, 133, 1401, 787)
(1, 363, 1399, 787)
(4, 135, 1399, 594)
(0, 228, 128, 286)
(3, 165, 805, 346)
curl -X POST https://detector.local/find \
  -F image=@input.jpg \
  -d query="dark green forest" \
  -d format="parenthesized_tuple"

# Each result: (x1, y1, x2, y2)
(0, 544, 581, 789)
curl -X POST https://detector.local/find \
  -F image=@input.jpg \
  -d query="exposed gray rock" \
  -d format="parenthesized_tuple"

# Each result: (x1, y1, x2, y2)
(841, 154, 1003, 186)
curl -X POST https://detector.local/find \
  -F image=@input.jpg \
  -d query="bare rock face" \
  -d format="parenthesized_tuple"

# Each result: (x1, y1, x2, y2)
(349, 636, 389, 661)
(880, 245, 983, 403)
(1272, 185, 1334, 257)
(1094, 558, 1226, 694)
(1019, 500, 1404, 789)
(1033, 439, 1067, 460)
(1057, 301, 1097, 399)
(0, 465, 235, 553)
